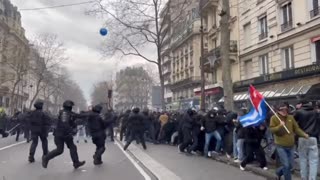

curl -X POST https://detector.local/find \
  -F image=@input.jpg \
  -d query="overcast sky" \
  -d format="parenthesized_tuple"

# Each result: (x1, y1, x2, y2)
(10, 0, 150, 103)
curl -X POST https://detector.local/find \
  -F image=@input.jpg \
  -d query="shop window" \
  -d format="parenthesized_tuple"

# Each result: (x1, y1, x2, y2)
(282, 46, 294, 70)
(259, 54, 269, 75)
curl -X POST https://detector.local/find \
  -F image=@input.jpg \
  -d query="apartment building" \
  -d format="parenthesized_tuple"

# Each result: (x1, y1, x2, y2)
(234, 0, 320, 106)
(197, 0, 240, 108)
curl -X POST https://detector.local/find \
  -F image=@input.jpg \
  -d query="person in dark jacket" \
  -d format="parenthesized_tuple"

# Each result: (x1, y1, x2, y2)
(123, 107, 147, 150)
(142, 109, 157, 143)
(187, 111, 202, 154)
(11, 110, 22, 141)
(105, 109, 117, 141)
(28, 101, 51, 163)
(120, 110, 131, 141)
(201, 110, 222, 157)
(294, 100, 319, 180)
(178, 109, 194, 153)
(42, 100, 85, 169)
(87, 105, 107, 165)
(224, 111, 238, 158)
(240, 124, 267, 171)
(0, 108, 8, 138)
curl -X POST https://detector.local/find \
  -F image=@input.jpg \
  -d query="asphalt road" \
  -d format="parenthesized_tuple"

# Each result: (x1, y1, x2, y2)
(0, 136, 144, 180)
(0, 135, 266, 180)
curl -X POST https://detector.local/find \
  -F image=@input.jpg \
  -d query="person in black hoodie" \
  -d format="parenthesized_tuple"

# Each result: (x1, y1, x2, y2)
(86, 105, 107, 165)
(179, 109, 194, 153)
(123, 107, 146, 150)
(42, 100, 85, 169)
(201, 110, 221, 157)
(28, 100, 51, 163)
(294, 100, 319, 180)
(240, 124, 267, 171)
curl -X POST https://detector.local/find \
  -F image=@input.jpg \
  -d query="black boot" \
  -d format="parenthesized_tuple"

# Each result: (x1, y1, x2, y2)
(74, 161, 86, 169)
(28, 156, 35, 163)
(42, 156, 48, 168)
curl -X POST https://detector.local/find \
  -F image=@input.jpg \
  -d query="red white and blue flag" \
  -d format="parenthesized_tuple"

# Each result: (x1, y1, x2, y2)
(239, 85, 267, 127)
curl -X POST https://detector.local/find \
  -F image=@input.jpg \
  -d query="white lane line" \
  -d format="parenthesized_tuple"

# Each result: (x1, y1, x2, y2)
(0, 141, 26, 151)
(115, 141, 151, 180)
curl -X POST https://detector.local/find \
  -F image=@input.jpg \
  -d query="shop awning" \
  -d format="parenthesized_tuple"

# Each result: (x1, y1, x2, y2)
(218, 84, 313, 103)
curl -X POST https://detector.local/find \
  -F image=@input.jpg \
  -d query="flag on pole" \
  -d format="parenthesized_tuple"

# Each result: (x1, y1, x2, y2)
(239, 85, 267, 127)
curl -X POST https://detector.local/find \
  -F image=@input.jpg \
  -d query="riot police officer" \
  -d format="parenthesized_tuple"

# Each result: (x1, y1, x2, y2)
(86, 105, 107, 165)
(42, 100, 85, 169)
(28, 100, 51, 163)
(123, 107, 146, 150)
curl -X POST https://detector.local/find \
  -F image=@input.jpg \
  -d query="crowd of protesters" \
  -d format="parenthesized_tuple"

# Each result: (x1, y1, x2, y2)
(118, 100, 320, 180)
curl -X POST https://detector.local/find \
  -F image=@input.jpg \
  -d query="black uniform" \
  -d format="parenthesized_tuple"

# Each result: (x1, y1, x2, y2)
(120, 110, 131, 141)
(123, 108, 146, 150)
(28, 101, 51, 163)
(42, 100, 85, 169)
(187, 112, 202, 153)
(105, 110, 116, 141)
(179, 109, 194, 153)
(86, 105, 107, 165)
(0, 109, 8, 138)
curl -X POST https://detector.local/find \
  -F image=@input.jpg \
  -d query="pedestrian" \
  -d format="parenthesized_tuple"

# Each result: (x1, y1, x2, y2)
(201, 110, 222, 157)
(158, 112, 169, 140)
(123, 107, 147, 150)
(142, 109, 156, 143)
(178, 109, 194, 153)
(170, 113, 180, 145)
(105, 109, 116, 142)
(240, 124, 268, 171)
(0, 108, 9, 138)
(270, 103, 309, 180)
(224, 111, 238, 158)
(11, 110, 22, 142)
(27, 100, 51, 163)
(86, 105, 107, 165)
(42, 100, 85, 169)
(294, 100, 320, 180)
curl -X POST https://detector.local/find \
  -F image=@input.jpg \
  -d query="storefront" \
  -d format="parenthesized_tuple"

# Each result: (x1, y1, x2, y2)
(230, 64, 320, 109)
(194, 84, 224, 110)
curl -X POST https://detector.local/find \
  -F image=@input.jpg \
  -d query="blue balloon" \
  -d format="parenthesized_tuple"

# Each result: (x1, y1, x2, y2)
(100, 28, 108, 36)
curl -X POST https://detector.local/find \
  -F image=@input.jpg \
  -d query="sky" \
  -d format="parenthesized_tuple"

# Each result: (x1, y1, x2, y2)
(10, 0, 150, 102)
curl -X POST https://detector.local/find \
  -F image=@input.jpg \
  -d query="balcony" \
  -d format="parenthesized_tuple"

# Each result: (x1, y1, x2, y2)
(170, 76, 201, 90)
(200, 0, 219, 12)
(310, 6, 320, 18)
(259, 32, 268, 40)
(281, 21, 293, 32)
(203, 41, 238, 72)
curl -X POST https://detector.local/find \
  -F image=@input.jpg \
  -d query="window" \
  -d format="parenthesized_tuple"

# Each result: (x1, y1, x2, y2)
(259, 54, 269, 75)
(281, 2, 293, 32)
(243, 23, 251, 48)
(282, 46, 294, 70)
(309, 0, 320, 18)
(314, 39, 320, 64)
(244, 60, 253, 79)
(258, 16, 268, 40)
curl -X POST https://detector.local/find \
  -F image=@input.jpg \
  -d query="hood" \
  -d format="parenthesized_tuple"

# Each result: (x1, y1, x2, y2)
(34, 100, 44, 110)
(301, 102, 314, 111)
(207, 110, 217, 118)
(63, 100, 74, 111)
(132, 107, 140, 114)
(92, 105, 103, 113)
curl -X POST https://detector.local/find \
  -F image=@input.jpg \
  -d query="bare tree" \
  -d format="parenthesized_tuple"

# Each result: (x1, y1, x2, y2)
(28, 34, 68, 109)
(89, 0, 191, 110)
(1, 35, 29, 114)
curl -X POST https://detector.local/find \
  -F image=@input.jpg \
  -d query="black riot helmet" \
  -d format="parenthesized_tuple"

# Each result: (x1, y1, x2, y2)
(34, 100, 44, 110)
(132, 107, 140, 113)
(92, 105, 103, 113)
(63, 100, 74, 111)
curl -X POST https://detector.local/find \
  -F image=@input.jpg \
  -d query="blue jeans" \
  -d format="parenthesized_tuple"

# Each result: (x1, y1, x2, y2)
(233, 128, 238, 158)
(276, 146, 294, 180)
(298, 137, 319, 180)
(204, 130, 222, 155)
(237, 139, 245, 161)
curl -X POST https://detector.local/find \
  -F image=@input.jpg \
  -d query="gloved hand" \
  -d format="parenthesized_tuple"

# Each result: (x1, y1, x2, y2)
(201, 126, 205, 131)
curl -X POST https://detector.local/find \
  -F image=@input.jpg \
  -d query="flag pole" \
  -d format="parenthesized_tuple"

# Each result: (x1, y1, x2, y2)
(263, 100, 290, 134)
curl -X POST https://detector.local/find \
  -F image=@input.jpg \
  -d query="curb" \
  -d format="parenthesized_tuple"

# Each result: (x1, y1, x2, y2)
(210, 155, 300, 180)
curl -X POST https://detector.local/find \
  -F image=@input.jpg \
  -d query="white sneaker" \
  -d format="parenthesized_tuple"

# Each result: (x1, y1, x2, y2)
(226, 154, 231, 159)
(240, 165, 245, 171)
(263, 167, 268, 170)
(234, 159, 241, 163)
(208, 151, 212, 157)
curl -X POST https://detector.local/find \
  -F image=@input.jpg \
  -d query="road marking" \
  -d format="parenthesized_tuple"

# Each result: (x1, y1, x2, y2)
(0, 141, 26, 151)
(115, 141, 151, 180)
